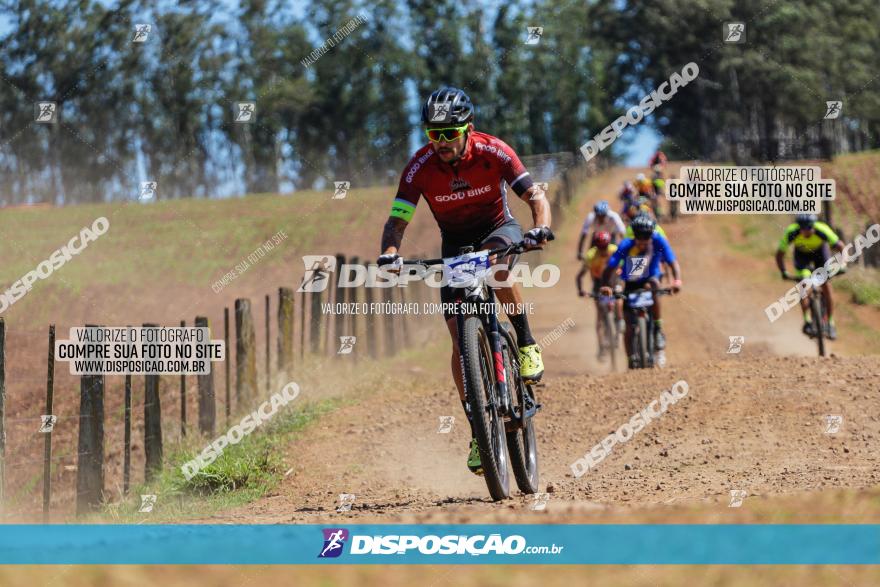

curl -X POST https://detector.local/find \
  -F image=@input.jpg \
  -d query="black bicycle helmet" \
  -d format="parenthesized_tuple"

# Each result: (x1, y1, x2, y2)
(421, 87, 474, 125)
(796, 213, 817, 228)
(631, 214, 656, 238)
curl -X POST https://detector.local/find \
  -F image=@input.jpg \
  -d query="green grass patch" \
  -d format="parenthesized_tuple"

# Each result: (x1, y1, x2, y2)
(99, 397, 342, 523)
(835, 268, 880, 307)
(0, 187, 393, 328)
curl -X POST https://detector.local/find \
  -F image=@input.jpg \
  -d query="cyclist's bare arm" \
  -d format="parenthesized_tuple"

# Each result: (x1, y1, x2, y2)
(775, 249, 787, 274)
(576, 232, 587, 258)
(669, 260, 682, 286)
(520, 184, 551, 230)
(381, 216, 408, 255)
(576, 265, 587, 296)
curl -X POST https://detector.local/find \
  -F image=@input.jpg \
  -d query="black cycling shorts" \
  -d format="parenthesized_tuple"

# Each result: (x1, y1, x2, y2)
(622, 277, 661, 323)
(438, 219, 523, 320)
(793, 244, 831, 271)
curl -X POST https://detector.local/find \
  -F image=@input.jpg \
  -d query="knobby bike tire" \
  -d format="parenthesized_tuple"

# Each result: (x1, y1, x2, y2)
(500, 325, 539, 494)
(604, 308, 617, 371)
(460, 316, 510, 500)
(637, 315, 649, 369)
(811, 295, 825, 357)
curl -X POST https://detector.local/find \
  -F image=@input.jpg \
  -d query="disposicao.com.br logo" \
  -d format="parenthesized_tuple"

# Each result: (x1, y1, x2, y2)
(317, 528, 564, 558)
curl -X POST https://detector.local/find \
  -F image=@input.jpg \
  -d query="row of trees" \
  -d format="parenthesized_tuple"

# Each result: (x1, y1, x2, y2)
(1, 0, 878, 204)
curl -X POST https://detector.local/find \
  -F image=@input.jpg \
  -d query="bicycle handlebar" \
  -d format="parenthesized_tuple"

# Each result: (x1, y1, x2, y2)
(399, 241, 542, 267)
(785, 271, 844, 283)
(600, 287, 675, 299)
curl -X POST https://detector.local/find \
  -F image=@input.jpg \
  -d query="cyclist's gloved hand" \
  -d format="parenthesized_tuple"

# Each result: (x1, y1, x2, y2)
(599, 286, 613, 296)
(672, 278, 682, 294)
(377, 253, 401, 268)
(578, 290, 586, 297)
(524, 226, 555, 247)
(780, 270, 789, 280)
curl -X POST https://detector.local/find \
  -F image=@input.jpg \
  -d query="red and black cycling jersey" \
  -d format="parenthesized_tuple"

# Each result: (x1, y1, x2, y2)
(390, 131, 533, 238)
(650, 151, 667, 167)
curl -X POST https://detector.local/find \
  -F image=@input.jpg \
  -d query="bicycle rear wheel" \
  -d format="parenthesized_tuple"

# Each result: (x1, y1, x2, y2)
(811, 295, 825, 357)
(636, 315, 649, 369)
(460, 316, 510, 500)
(500, 326, 539, 494)
(603, 308, 617, 371)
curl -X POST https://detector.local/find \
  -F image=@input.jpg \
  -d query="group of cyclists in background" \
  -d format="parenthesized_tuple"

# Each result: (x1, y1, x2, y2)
(576, 150, 682, 369)
(378, 86, 846, 479)
(576, 149, 846, 368)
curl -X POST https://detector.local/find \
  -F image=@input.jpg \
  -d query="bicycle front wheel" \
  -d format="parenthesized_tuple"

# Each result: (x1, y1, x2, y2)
(460, 316, 511, 501)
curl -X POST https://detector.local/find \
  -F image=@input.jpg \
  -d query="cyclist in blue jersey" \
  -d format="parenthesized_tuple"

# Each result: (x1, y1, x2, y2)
(600, 214, 682, 358)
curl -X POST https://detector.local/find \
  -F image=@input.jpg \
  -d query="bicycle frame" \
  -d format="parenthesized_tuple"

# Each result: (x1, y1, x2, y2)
(613, 286, 673, 368)
(402, 242, 537, 426)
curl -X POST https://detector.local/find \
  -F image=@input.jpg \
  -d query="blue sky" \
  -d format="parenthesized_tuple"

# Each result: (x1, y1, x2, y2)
(623, 126, 660, 167)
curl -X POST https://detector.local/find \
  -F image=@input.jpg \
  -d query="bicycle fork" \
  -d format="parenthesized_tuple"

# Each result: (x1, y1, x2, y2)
(485, 310, 512, 417)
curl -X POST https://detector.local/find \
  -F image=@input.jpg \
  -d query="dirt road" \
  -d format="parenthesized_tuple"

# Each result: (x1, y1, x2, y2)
(191, 166, 880, 524)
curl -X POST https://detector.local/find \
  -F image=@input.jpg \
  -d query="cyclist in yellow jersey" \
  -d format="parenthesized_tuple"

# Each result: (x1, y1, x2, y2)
(577, 231, 624, 358)
(625, 219, 666, 238)
(635, 173, 653, 197)
(775, 213, 845, 339)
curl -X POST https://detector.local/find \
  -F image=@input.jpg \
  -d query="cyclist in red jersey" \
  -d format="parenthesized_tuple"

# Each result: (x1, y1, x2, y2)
(649, 149, 667, 169)
(377, 87, 553, 475)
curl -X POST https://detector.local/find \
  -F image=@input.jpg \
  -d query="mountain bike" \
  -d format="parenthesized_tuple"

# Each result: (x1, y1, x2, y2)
(402, 242, 542, 501)
(612, 287, 673, 369)
(786, 274, 837, 357)
(588, 291, 620, 371)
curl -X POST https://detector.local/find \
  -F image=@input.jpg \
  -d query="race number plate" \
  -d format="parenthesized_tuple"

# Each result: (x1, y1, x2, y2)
(627, 291, 654, 308)
(444, 251, 491, 289)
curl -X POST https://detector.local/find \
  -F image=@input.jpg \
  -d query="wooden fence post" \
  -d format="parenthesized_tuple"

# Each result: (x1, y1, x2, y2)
(143, 323, 163, 482)
(123, 373, 131, 495)
(278, 287, 295, 377)
(264, 294, 270, 393)
(0, 317, 5, 508)
(195, 316, 216, 436)
(224, 308, 231, 425)
(363, 263, 378, 359)
(299, 289, 307, 363)
(179, 320, 186, 438)
(347, 256, 360, 361)
(399, 287, 411, 347)
(310, 288, 322, 355)
(865, 222, 880, 268)
(76, 324, 105, 514)
(334, 254, 346, 357)
(383, 287, 396, 356)
(43, 325, 55, 522)
(235, 299, 257, 405)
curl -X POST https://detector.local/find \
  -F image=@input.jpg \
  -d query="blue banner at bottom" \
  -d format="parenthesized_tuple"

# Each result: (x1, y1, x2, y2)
(0, 524, 878, 564)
